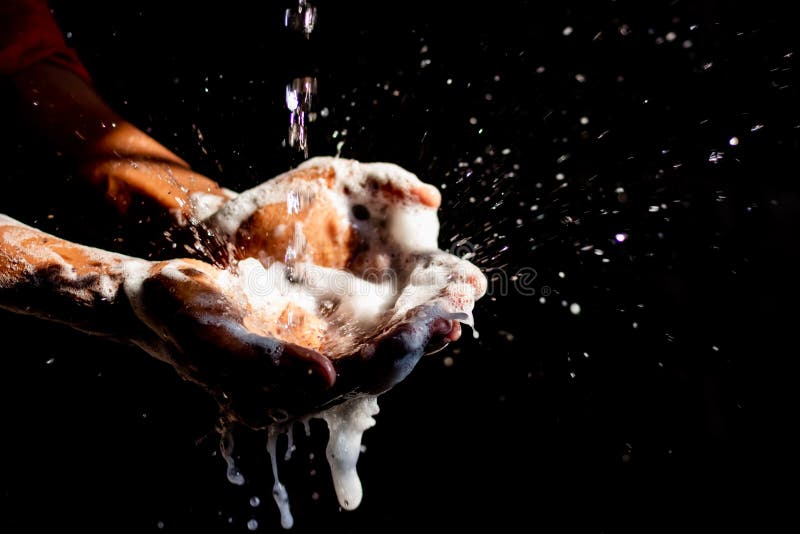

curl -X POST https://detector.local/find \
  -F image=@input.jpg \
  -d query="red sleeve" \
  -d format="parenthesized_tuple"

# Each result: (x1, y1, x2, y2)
(0, 0, 91, 83)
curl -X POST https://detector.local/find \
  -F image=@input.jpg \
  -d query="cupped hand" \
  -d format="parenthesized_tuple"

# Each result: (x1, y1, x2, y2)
(123, 258, 336, 428)
(197, 158, 486, 415)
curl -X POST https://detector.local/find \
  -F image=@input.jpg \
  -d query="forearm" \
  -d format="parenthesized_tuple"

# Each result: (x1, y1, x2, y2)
(11, 62, 230, 222)
(0, 214, 145, 338)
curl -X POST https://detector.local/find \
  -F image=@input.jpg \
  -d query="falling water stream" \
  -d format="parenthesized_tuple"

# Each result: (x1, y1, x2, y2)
(284, 0, 319, 160)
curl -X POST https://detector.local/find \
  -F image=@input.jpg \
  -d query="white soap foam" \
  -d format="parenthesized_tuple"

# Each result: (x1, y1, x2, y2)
(386, 206, 440, 252)
(190, 192, 228, 221)
(319, 394, 379, 511)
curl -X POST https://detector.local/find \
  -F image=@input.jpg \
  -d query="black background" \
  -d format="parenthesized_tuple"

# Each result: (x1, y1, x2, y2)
(1, 0, 797, 532)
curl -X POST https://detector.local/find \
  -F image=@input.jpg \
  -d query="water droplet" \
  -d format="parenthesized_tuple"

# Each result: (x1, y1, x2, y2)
(562, 26, 574, 36)
(247, 518, 259, 531)
(250, 496, 261, 507)
(286, 77, 318, 158)
(665, 31, 677, 42)
(569, 303, 581, 315)
(615, 233, 628, 243)
(284, 0, 317, 37)
(728, 136, 739, 146)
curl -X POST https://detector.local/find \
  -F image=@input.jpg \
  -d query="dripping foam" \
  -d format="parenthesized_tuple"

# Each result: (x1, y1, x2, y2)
(257, 395, 379, 528)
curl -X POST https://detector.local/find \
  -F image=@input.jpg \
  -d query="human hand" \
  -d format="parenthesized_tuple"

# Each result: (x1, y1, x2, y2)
(123, 258, 336, 428)
(11, 62, 231, 231)
(80, 130, 232, 227)
(200, 158, 485, 410)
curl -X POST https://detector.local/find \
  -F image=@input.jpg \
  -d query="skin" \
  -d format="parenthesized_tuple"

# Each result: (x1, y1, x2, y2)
(2, 60, 464, 427)
(12, 62, 230, 223)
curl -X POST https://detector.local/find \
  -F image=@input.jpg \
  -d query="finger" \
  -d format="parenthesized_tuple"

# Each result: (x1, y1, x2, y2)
(424, 317, 461, 355)
(218, 339, 336, 429)
(208, 324, 336, 396)
(331, 306, 458, 395)
(278, 342, 337, 390)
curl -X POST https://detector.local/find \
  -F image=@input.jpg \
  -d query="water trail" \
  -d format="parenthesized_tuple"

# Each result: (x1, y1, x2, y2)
(266, 427, 295, 529)
(219, 425, 246, 486)
(284, 423, 296, 461)
(283, 0, 319, 161)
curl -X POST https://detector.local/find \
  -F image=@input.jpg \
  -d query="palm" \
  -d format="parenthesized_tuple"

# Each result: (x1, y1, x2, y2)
(127, 258, 335, 427)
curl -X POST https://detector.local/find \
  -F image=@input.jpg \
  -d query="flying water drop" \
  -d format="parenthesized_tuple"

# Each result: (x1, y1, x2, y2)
(284, 0, 317, 38)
